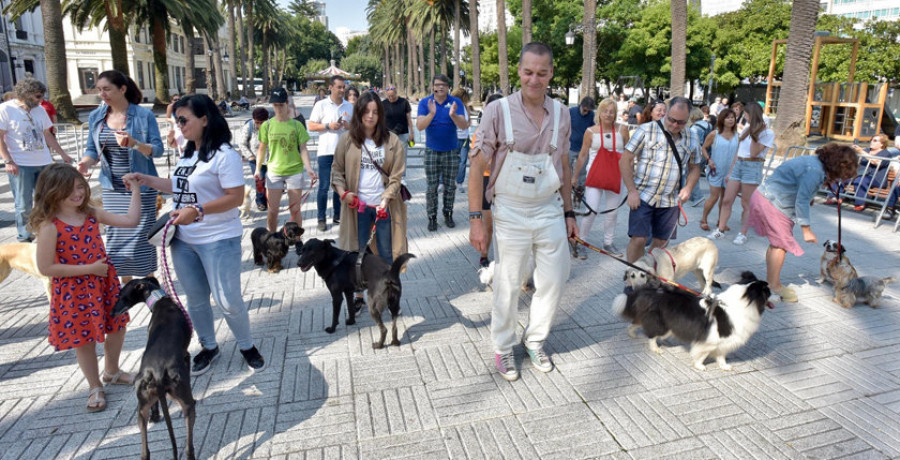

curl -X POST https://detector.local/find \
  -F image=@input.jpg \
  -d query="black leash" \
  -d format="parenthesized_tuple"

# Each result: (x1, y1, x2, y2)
(573, 185, 628, 216)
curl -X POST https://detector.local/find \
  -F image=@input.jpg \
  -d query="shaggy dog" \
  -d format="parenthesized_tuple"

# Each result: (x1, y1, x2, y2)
(0, 242, 51, 300)
(239, 186, 253, 220)
(612, 271, 773, 371)
(297, 238, 415, 347)
(625, 237, 721, 295)
(833, 275, 894, 308)
(817, 239, 857, 285)
(251, 222, 304, 273)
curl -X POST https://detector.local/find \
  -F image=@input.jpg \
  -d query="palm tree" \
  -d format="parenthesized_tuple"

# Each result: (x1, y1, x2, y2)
(61, 0, 130, 74)
(581, 0, 597, 100)
(496, 0, 509, 95)
(469, 0, 481, 103)
(368, 0, 408, 92)
(235, 0, 247, 94)
(773, 0, 820, 146)
(181, 18, 197, 93)
(453, 0, 461, 87)
(670, 0, 687, 97)
(225, 1, 239, 96)
(521, 0, 531, 44)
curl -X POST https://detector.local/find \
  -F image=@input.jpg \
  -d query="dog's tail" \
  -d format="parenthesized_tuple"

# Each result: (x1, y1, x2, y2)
(391, 253, 416, 278)
(155, 376, 179, 459)
(612, 293, 628, 317)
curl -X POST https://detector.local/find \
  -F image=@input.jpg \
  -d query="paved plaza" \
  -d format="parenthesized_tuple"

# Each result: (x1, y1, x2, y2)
(1, 97, 899, 459)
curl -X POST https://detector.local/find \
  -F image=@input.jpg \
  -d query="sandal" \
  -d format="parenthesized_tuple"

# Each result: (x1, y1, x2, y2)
(699, 220, 710, 231)
(102, 370, 135, 386)
(87, 387, 106, 413)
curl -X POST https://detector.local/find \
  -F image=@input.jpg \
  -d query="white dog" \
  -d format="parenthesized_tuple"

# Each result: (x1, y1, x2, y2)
(625, 237, 720, 295)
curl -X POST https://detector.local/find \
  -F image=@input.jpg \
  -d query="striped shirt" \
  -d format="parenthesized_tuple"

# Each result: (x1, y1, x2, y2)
(625, 121, 700, 208)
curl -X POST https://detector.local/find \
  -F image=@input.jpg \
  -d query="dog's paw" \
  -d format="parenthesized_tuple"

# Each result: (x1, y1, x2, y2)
(325, 326, 336, 334)
(693, 362, 708, 371)
(627, 325, 639, 339)
(372, 342, 385, 349)
(390, 339, 400, 347)
(719, 363, 733, 371)
(346, 318, 356, 326)
(648, 339, 662, 354)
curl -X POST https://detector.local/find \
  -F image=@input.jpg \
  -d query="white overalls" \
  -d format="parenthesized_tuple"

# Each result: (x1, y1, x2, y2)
(491, 98, 572, 355)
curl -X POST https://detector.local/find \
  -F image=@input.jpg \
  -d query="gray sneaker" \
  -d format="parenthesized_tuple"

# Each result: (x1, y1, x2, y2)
(494, 352, 519, 381)
(602, 244, 623, 257)
(525, 346, 554, 372)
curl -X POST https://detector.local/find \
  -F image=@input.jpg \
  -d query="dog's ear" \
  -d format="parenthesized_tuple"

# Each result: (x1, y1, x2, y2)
(324, 239, 335, 247)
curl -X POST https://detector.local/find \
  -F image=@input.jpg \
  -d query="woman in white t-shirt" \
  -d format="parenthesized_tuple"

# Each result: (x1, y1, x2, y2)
(332, 91, 408, 312)
(708, 102, 774, 245)
(125, 95, 264, 375)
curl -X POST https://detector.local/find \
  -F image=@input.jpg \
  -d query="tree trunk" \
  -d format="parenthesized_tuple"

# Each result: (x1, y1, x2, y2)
(497, 0, 509, 95)
(384, 45, 391, 87)
(429, 29, 436, 86)
(236, 4, 247, 95)
(214, 38, 227, 99)
(183, 23, 195, 94)
(226, 2, 238, 96)
(581, 0, 596, 99)
(418, 39, 425, 93)
(394, 43, 403, 94)
(39, 0, 77, 122)
(453, 0, 461, 88)
(245, 3, 256, 97)
(669, 0, 687, 98)
(521, 0, 532, 45)
(150, 16, 170, 107)
(261, 33, 269, 95)
(439, 22, 447, 78)
(105, 0, 129, 75)
(405, 36, 413, 95)
(470, 0, 481, 103)
(773, 0, 819, 149)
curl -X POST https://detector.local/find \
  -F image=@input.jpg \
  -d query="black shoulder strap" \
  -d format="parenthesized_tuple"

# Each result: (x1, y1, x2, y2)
(657, 120, 684, 188)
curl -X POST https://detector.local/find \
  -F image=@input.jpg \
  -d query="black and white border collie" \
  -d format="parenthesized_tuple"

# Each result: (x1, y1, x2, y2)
(612, 271, 774, 371)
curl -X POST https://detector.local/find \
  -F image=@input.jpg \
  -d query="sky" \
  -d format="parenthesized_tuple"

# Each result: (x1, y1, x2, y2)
(276, 0, 371, 34)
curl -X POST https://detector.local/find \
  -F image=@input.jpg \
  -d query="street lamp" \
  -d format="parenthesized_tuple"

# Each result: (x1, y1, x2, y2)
(565, 27, 577, 46)
(223, 50, 229, 63)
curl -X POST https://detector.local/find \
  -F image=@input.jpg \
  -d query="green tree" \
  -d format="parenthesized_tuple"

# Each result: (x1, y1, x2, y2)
(815, 16, 900, 84)
(342, 53, 383, 86)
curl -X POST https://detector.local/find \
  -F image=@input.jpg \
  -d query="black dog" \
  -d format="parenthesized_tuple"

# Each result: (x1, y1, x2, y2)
(251, 222, 304, 273)
(113, 277, 195, 460)
(297, 238, 415, 347)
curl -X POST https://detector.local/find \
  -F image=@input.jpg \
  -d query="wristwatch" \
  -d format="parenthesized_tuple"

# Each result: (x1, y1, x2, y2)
(469, 211, 482, 220)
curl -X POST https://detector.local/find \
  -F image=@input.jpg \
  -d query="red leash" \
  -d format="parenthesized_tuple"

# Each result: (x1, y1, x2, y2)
(160, 219, 193, 332)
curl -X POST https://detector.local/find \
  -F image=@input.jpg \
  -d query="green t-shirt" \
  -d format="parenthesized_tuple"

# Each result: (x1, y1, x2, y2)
(258, 118, 310, 176)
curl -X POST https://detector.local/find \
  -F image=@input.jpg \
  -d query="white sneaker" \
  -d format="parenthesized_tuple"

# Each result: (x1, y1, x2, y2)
(733, 233, 748, 245)
(707, 229, 725, 240)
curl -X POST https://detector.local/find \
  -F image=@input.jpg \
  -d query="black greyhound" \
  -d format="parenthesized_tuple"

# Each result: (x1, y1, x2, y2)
(297, 238, 415, 348)
(113, 277, 195, 460)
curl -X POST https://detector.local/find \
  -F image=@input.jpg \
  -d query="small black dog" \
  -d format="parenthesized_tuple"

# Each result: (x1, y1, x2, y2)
(113, 277, 195, 460)
(297, 238, 415, 347)
(251, 222, 304, 273)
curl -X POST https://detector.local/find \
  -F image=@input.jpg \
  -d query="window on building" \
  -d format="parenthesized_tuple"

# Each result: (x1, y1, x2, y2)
(23, 60, 34, 76)
(137, 61, 145, 89)
(149, 62, 156, 89)
(78, 67, 99, 94)
(180, 37, 185, 54)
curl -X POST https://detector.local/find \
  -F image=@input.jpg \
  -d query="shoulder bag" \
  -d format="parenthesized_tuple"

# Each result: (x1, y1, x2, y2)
(363, 142, 411, 201)
(584, 125, 622, 193)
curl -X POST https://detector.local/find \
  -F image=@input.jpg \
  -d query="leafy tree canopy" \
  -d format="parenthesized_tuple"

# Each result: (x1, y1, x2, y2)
(342, 52, 383, 86)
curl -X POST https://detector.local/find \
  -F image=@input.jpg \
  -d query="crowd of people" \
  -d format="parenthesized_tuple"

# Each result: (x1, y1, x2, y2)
(4, 40, 898, 403)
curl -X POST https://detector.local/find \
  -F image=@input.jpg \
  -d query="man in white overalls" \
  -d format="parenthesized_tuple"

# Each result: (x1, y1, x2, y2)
(467, 43, 576, 382)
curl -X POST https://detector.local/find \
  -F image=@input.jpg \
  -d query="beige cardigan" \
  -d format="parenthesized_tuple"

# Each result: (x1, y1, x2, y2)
(331, 131, 408, 260)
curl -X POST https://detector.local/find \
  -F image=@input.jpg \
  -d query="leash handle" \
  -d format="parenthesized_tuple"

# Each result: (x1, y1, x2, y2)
(574, 237, 703, 298)
(160, 218, 193, 332)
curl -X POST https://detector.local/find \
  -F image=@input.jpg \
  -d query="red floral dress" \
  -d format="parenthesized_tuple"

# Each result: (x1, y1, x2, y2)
(48, 215, 129, 351)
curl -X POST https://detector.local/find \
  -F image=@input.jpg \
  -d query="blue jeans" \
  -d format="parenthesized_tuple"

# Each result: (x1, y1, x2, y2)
(317, 155, 340, 221)
(357, 206, 392, 264)
(8, 164, 47, 241)
(171, 237, 254, 351)
(455, 138, 470, 185)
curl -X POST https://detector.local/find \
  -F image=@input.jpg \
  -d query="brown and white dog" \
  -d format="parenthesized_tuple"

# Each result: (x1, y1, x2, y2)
(0, 242, 51, 300)
(833, 274, 894, 308)
(818, 240, 857, 285)
(625, 237, 720, 295)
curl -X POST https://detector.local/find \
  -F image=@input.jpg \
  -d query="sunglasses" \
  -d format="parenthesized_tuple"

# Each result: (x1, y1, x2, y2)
(666, 116, 687, 126)
(386, 86, 396, 91)
(175, 116, 189, 127)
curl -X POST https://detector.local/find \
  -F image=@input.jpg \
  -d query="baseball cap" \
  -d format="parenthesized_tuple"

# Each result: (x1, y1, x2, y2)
(269, 87, 288, 104)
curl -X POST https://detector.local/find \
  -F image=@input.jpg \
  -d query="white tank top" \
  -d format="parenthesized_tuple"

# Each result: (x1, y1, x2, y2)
(587, 127, 624, 171)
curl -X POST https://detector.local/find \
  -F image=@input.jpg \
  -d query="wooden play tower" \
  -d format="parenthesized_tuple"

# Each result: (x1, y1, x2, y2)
(764, 35, 889, 142)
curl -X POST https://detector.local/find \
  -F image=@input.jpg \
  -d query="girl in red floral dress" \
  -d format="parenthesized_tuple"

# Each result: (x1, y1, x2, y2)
(30, 164, 142, 412)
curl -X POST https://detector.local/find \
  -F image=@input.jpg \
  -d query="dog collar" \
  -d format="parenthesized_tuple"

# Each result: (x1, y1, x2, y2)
(649, 247, 677, 272)
(146, 289, 167, 311)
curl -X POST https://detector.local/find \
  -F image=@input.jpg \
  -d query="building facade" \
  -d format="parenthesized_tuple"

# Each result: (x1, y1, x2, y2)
(825, 0, 900, 21)
(0, 2, 46, 93)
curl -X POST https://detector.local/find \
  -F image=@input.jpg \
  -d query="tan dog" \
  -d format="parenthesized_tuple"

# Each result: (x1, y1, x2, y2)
(818, 240, 857, 285)
(239, 185, 253, 220)
(626, 237, 720, 295)
(0, 242, 51, 300)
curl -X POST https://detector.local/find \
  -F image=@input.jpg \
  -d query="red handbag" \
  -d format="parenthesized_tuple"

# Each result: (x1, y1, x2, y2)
(584, 124, 622, 193)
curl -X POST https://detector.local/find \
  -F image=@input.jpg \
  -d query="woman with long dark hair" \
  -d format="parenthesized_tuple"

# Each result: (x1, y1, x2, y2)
(698, 109, 739, 231)
(332, 91, 408, 311)
(77, 70, 163, 281)
(124, 95, 264, 375)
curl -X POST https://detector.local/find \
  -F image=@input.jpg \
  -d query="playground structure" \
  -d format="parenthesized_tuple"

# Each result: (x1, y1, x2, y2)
(764, 35, 889, 142)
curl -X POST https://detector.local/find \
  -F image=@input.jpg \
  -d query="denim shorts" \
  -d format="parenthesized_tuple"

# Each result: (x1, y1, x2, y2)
(628, 200, 680, 240)
(728, 159, 765, 185)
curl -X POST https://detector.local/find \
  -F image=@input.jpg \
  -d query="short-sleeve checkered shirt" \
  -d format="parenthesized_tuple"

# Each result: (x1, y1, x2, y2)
(624, 120, 700, 208)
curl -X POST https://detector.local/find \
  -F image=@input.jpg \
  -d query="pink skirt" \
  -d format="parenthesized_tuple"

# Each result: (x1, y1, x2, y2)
(747, 190, 804, 256)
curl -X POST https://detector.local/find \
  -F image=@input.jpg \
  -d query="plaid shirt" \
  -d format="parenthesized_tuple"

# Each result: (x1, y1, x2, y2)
(625, 121, 701, 208)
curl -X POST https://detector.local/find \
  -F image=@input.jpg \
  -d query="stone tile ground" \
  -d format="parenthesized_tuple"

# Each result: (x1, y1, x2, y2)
(0, 95, 898, 459)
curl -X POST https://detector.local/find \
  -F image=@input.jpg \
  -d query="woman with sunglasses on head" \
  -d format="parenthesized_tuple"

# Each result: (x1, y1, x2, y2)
(77, 70, 163, 283)
(332, 91, 408, 312)
(708, 102, 774, 245)
(124, 94, 265, 375)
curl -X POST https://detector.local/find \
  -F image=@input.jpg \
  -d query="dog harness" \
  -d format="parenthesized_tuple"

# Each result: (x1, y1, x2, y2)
(146, 289, 167, 311)
(648, 247, 677, 273)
